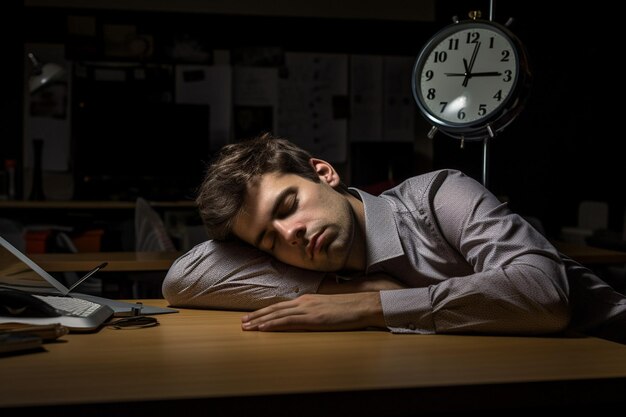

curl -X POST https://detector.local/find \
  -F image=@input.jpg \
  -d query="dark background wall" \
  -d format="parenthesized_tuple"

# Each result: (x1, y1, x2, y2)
(17, 1, 439, 203)
(5, 0, 624, 241)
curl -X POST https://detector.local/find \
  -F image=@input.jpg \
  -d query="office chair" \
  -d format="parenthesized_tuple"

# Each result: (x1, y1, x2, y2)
(131, 197, 177, 298)
(560, 200, 609, 245)
(134, 197, 176, 252)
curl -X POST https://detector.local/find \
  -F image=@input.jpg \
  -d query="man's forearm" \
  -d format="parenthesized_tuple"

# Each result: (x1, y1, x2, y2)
(162, 240, 326, 310)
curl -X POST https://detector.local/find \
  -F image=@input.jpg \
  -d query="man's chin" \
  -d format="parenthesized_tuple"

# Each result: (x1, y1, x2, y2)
(311, 251, 349, 272)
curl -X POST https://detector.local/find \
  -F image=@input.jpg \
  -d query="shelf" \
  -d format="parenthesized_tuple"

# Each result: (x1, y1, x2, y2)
(0, 200, 196, 209)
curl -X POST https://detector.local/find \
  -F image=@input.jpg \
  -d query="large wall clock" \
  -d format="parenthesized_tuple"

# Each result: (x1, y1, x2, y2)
(412, 14, 531, 144)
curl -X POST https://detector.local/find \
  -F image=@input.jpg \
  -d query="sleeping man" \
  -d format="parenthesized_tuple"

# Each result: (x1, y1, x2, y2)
(163, 133, 626, 343)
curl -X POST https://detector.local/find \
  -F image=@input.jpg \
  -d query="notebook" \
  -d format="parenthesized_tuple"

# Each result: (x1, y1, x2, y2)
(0, 235, 139, 332)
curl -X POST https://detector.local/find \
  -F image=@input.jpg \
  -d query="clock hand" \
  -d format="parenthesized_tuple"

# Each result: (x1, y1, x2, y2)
(439, 56, 471, 77)
(469, 71, 502, 77)
(462, 42, 481, 87)
(463, 58, 470, 73)
(467, 42, 481, 72)
(447, 71, 501, 77)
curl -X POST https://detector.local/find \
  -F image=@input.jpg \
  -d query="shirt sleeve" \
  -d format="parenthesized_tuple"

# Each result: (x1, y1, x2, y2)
(162, 240, 326, 311)
(380, 171, 571, 335)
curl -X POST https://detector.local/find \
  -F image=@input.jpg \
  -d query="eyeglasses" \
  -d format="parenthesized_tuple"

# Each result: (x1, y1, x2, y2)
(107, 316, 158, 330)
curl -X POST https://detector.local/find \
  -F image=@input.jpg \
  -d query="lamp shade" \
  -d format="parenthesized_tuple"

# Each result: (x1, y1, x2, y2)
(28, 52, 66, 93)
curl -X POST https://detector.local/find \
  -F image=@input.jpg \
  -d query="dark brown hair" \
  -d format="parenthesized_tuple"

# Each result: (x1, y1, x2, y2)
(196, 133, 321, 240)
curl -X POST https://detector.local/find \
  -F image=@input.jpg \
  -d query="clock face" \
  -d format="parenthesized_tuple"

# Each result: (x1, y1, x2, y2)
(413, 21, 521, 133)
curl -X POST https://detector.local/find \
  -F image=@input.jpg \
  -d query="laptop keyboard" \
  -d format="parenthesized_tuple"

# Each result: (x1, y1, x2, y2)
(33, 295, 102, 317)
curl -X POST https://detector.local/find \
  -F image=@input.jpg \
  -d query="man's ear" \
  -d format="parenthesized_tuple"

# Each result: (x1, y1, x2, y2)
(310, 158, 341, 187)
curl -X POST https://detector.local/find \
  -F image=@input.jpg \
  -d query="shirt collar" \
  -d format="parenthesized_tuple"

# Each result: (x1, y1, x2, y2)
(349, 188, 405, 272)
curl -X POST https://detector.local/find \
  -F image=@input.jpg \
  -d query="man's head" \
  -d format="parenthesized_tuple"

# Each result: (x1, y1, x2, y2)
(197, 133, 322, 240)
(196, 133, 363, 272)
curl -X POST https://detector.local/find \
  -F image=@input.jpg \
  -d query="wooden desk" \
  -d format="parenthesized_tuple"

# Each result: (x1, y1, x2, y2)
(30, 252, 181, 272)
(552, 241, 626, 265)
(1, 300, 625, 416)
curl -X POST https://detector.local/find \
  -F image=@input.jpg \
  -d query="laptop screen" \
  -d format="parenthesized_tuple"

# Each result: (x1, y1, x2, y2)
(0, 236, 107, 295)
(0, 235, 69, 294)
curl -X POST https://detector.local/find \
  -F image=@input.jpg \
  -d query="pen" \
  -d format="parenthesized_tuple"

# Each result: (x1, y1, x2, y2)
(0, 323, 69, 341)
(67, 262, 108, 292)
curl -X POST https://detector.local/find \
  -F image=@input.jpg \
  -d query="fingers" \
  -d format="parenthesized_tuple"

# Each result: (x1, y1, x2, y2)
(241, 300, 303, 331)
(242, 314, 303, 331)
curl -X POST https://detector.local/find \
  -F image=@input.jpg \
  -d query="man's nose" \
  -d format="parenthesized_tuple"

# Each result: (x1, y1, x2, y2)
(275, 221, 305, 246)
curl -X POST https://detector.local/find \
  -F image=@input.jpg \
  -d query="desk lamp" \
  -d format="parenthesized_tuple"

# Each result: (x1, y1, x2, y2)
(28, 52, 65, 94)
(27, 52, 66, 200)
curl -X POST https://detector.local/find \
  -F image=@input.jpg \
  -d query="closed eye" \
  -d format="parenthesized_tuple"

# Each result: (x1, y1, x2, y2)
(277, 194, 298, 219)
(254, 187, 299, 250)
(263, 195, 298, 252)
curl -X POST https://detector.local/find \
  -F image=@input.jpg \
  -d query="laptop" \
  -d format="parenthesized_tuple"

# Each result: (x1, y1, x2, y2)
(0, 235, 114, 332)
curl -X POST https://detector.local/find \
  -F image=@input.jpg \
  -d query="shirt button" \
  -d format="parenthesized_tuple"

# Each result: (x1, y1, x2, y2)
(407, 323, 416, 330)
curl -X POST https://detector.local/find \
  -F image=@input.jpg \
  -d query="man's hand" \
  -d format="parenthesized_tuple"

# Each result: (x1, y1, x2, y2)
(241, 292, 385, 332)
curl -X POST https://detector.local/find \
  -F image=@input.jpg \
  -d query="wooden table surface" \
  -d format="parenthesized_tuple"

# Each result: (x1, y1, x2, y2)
(1, 300, 625, 416)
